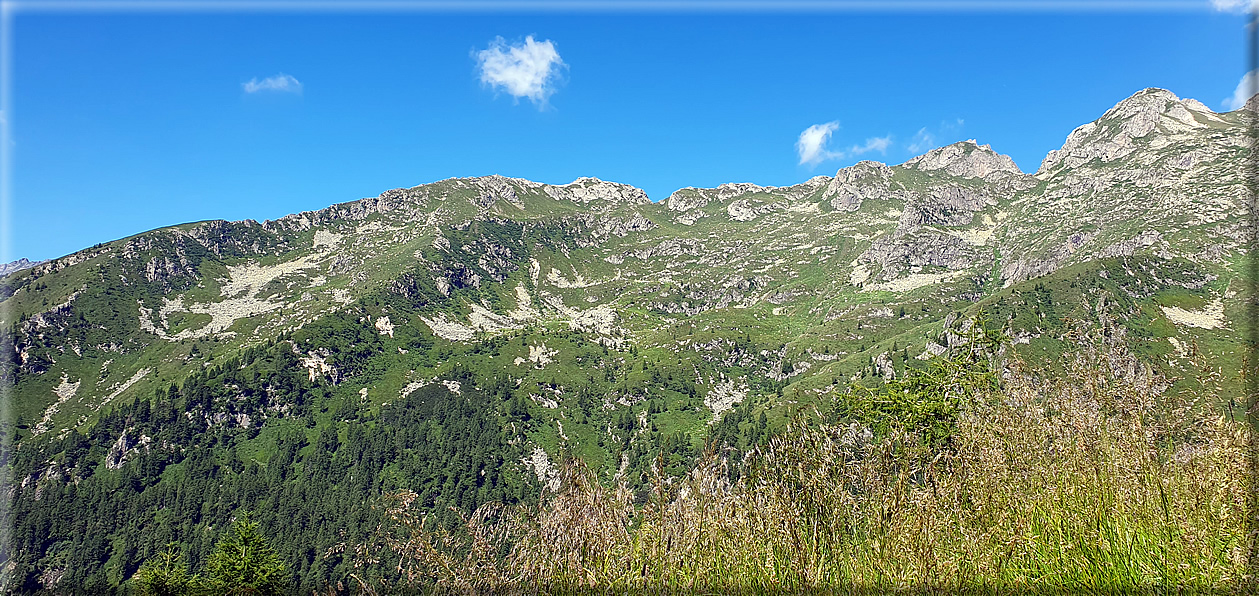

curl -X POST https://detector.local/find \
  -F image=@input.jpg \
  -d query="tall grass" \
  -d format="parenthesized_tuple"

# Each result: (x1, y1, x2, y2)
(349, 342, 1255, 594)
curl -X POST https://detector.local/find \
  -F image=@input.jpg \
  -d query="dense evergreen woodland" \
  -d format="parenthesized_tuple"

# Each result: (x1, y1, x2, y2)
(10, 341, 530, 591)
(6, 291, 777, 592)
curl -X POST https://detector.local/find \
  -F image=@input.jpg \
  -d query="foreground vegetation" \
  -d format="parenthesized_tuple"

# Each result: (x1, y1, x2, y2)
(347, 341, 1255, 594)
(136, 516, 287, 596)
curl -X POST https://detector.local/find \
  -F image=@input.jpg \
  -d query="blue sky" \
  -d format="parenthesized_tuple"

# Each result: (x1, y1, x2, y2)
(5, 2, 1254, 262)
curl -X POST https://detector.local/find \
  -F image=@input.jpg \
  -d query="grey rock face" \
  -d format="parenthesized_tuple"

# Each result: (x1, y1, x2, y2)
(904, 140, 1023, 179)
(1244, 93, 1259, 113)
(0, 258, 45, 278)
(873, 351, 895, 380)
(1036, 88, 1215, 176)
(822, 161, 895, 212)
(899, 185, 996, 228)
(859, 230, 977, 281)
(571, 211, 658, 247)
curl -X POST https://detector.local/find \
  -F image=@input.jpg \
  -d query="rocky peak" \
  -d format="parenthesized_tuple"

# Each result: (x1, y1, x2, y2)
(834, 160, 894, 184)
(545, 177, 651, 205)
(820, 160, 896, 212)
(1181, 98, 1213, 114)
(1245, 93, 1259, 114)
(903, 140, 1022, 179)
(470, 174, 543, 192)
(1101, 88, 1209, 136)
(1038, 88, 1209, 176)
(0, 258, 45, 278)
(1101, 87, 1181, 121)
(663, 188, 709, 213)
(467, 175, 540, 210)
(716, 182, 766, 196)
(662, 182, 767, 214)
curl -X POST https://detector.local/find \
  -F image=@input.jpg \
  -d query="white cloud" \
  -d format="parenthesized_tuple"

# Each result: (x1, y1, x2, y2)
(476, 35, 565, 108)
(906, 118, 965, 155)
(849, 135, 892, 156)
(797, 123, 892, 167)
(1210, 0, 1259, 12)
(797, 121, 842, 166)
(1222, 70, 1258, 111)
(907, 128, 935, 154)
(243, 73, 302, 94)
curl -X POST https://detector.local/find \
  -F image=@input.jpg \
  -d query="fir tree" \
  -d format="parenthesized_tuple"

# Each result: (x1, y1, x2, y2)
(203, 515, 289, 596)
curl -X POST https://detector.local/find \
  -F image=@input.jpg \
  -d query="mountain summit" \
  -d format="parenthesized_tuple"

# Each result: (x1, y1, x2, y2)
(902, 140, 1023, 179)
(3, 87, 1252, 591)
(1037, 87, 1222, 175)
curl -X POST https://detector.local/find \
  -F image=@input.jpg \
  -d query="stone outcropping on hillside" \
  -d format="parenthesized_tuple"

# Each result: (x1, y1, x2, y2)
(4, 86, 1252, 440)
(904, 140, 1022, 180)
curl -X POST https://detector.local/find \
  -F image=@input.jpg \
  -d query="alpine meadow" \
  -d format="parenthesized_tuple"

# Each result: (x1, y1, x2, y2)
(2, 86, 1257, 593)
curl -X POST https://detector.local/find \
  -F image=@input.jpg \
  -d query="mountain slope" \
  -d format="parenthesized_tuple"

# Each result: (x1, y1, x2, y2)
(2, 87, 1254, 591)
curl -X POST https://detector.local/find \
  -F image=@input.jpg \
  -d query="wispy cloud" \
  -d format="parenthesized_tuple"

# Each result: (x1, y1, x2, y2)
(906, 118, 964, 155)
(476, 35, 565, 108)
(850, 135, 892, 156)
(1209, 0, 1259, 12)
(1222, 70, 1257, 111)
(907, 128, 936, 154)
(797, 122, 892, 167)
(242, 73, 302, 94)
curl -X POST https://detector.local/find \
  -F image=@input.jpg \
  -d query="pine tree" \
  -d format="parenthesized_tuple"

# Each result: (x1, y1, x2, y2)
(203, 515, 289, 596)
(134, 543, 191, 596)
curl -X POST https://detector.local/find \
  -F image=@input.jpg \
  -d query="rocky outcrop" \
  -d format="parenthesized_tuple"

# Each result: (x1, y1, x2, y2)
(873, 351, 895, 380)
(999, 229, 1098, 286)
(472, 175, 531, 210)
(898, 185, 997, 228)
(544, 177, 651, 206)
(105, 430, 151, 470)
(570, 211, 658, 247)
(859, 230, 978, 281)
(1097, 230, 1166, 259)
(265, 190, 414, 233)
(663, 188, 711, 213)
(1037, 88, 1211, 176)
(904, 141, 1022, 180)
(726, 198, 781, 222)
(663, 178, 830, 225)
(821, 161, 895, 212)
(1244, 93, 1259, 114)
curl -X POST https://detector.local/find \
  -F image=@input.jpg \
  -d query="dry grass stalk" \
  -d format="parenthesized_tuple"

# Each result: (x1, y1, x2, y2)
(353, 345, 1255, 594)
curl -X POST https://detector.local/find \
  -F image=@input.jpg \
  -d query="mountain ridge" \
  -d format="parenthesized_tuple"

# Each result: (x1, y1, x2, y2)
(6, 85, 1249, 433)
(3, 84, 1254, 591)
(9, 86, 1240, 276)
